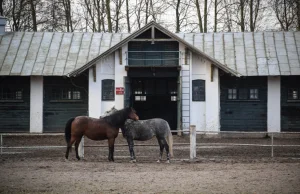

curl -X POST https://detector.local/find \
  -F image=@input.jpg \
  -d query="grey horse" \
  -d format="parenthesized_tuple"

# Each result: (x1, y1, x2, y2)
(103, 107, 174, 163)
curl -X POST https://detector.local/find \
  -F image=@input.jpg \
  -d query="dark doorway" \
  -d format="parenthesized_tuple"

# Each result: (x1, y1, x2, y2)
(129, 78, 178, 131)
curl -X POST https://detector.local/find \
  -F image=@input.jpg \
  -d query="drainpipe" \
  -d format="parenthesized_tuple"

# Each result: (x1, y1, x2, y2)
(177, 76, 182, 136)
(0, 16, 7, 35)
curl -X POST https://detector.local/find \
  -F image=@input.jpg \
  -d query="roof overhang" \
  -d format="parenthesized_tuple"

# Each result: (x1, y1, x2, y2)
(68, 21, 240, 77)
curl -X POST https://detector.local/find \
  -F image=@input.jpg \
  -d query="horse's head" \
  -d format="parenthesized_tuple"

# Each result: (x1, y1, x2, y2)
(128, 107, 139, 121)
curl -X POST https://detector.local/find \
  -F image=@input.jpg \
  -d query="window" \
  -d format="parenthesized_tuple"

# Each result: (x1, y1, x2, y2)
(228, 88, 237, 100)
(288, 88, 299, 100)
(0, 88, 23, 101)
(51, 88, 82, 101)
(192, 80, 205, 101)
(238, 88, 248, 100)
(228, 88, 259, 100)
(250, 89, 259, 99)
(102, 79, 115, 101)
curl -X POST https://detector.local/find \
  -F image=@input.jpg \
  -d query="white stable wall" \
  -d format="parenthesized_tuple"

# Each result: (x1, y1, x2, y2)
(30, 76, 43, 133)
(114, 45, 128, 110)
(88, 54, 115, 118)
(267, 76, 281, 132)
(190, 55, 206, 131)
(190, 54, 220, 132)
(205, 61, 220, 132)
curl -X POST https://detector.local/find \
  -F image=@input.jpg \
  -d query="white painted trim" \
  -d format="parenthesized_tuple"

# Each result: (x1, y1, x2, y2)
(267, 76, 281, 132)
(30, 76, 43, 133)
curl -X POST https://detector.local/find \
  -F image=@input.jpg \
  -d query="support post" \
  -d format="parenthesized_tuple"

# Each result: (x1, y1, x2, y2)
(1, 134, 2, 155)
(271, 133, 274, 158)
(78, 136, 84, 158)
(177, 76, 182, 136)
(190, 125, 196, 159)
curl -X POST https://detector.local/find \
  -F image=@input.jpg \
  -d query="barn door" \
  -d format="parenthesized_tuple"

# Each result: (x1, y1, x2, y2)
(124, 76, 131, 108)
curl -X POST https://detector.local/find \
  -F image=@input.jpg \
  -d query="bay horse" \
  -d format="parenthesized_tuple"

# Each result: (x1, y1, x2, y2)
(64, 107, 139, 162)
(103, 107, 173, 163)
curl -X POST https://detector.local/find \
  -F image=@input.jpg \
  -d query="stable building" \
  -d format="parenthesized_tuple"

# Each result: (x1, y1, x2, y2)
(0, 17, 299, 133)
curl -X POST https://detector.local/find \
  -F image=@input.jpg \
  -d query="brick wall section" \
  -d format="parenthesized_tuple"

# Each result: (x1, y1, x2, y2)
(0, 76, 30, 132)
(281, 76, 300, 132)
(220, 75, 267, 131)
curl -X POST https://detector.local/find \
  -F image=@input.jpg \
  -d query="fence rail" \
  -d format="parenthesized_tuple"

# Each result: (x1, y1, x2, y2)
(1, 128, 300, 159)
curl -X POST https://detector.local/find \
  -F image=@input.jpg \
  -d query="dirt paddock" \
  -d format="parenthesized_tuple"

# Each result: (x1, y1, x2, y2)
(0, 134, 300, 194)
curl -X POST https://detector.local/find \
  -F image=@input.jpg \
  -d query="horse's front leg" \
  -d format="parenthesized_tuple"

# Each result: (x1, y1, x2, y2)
(127, 138, 136, 163)
(107, 138, 115, 162)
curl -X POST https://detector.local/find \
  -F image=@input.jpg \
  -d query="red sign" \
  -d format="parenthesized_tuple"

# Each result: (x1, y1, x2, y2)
(116, 87, 124, 95)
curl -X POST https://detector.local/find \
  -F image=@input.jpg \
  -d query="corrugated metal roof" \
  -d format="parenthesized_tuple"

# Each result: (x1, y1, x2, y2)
(0, 26, 299, 76)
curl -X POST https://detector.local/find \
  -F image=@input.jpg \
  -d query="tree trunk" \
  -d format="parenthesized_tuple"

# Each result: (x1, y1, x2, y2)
(240, 0, 245, 32)
(0, 0, 3, 16)
(195, 0, 203, 32)
(106, 0, 112, 32)
(297, 0, 300, 31)
(126, 0, 130, 32)
(29, 0, 37, 31)
(214, 0, 217, 32)
(204, 0, 207, 32)
(145, 0, 149, 24)
(176, 0, 180, 32)
(150, 0, 156, 21)
(250, 0, 254, 31)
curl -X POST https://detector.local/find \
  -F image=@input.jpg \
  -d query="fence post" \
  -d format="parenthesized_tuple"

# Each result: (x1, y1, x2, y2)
(271, 133, 274, 158)
(78, 136, 84, 158)
(190, 125, 196, 159)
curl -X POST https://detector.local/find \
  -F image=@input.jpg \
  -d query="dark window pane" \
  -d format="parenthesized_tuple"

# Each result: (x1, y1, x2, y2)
(102, 79, 115, 101)
(0, 88, 23, 100)
(249, 89, 259, 99)
(288, 88, 298, 100)
(192, 80, 205, 101)
(228, 88, 237, 100)
(239, 88, 248, 99)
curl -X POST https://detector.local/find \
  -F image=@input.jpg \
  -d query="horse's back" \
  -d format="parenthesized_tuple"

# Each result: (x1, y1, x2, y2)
(126, 118, 170, 140)
(72, 116, 116, 140)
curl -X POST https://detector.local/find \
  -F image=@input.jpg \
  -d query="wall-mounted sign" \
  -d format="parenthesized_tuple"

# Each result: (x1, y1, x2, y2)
(116, 87, 124, 95)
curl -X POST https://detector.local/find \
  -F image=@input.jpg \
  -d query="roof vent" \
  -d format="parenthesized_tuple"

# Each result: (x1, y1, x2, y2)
(0, 16, 7, 35)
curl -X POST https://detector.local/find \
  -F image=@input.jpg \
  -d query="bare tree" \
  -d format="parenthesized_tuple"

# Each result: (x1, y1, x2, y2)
(62, 0, 73, 32)
(195, 0, 203, 32)
(106, 0, 112, 32)
(272, 0, 297, 31)
(126, 0, 130, 32)
(0, 0, 3, 16)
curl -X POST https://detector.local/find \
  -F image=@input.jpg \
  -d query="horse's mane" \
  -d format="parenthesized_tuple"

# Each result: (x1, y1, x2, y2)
(102, 107, 133, 128)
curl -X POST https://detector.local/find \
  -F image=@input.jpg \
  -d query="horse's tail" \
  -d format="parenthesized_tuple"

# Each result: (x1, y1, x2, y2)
(166, 123, 174, 158)
(65, 117, 75, 144)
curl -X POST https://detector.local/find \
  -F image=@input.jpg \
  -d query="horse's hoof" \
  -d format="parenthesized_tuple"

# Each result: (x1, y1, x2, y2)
(76, 157, 80, 161)
(165, 160, 170, 164)
(157, 160, 161, 163)
(64, 158, 69, 162)
(130, 159, 136, 163)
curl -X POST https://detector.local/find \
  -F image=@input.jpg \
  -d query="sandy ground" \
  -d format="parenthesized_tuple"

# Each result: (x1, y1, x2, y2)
(0, 135, 300, 194)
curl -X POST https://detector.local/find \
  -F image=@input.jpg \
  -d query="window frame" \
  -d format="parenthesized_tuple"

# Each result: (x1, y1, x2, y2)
(192, 79, 205, 102)
(227, 88, 260, 101)
(287, 88, 300, 102)
(50, 87, 83, 102)
(0, 88, 24, 102)
(102, 79, 115, 101)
